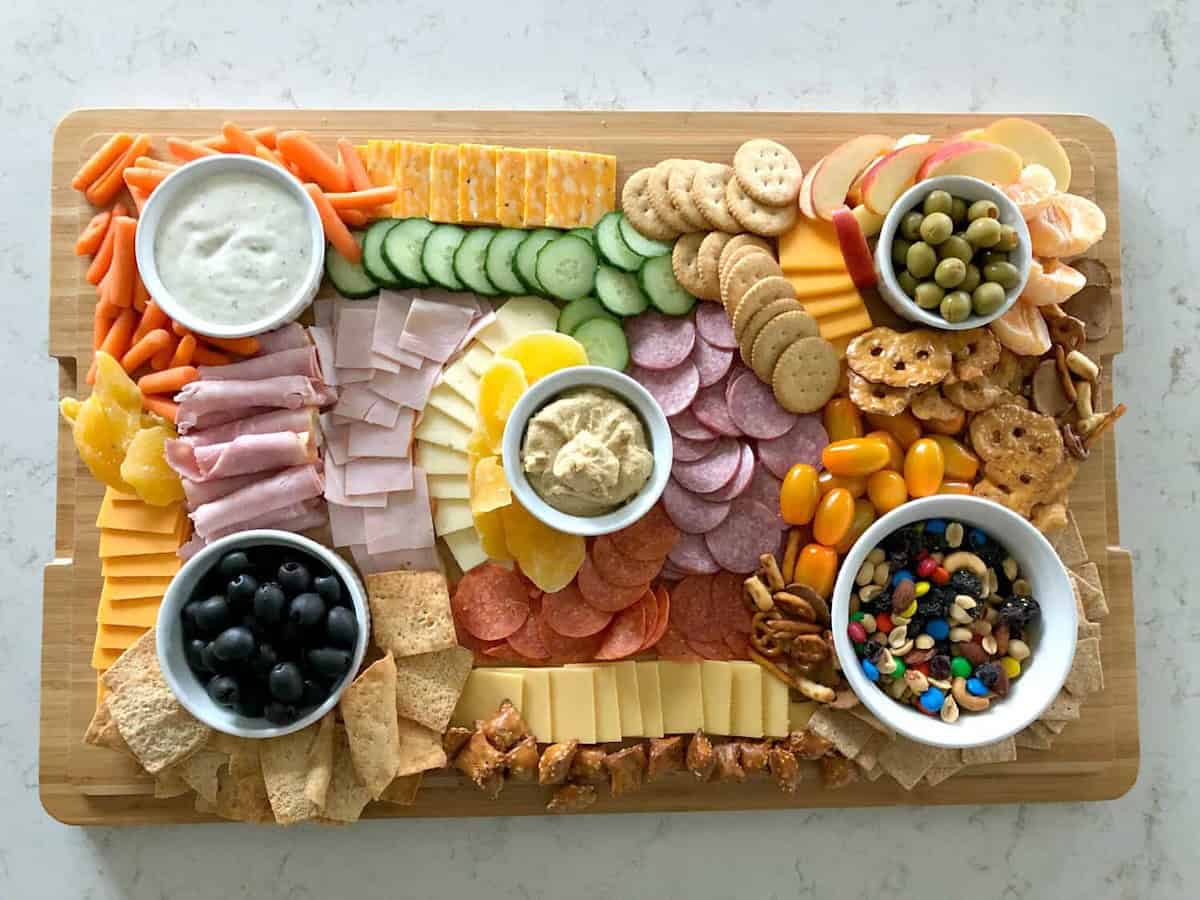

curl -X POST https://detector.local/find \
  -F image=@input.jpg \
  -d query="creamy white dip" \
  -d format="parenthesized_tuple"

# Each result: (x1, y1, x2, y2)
(154, 171, 311, 327)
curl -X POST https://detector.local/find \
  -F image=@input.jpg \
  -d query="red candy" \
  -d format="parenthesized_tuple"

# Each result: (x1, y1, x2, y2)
(931, 566, 950, 585)
(914, 662, 930, 676)
(847, 621, 867, 643)
(916, 557, 937, 578)
(875, 613, 893, 634)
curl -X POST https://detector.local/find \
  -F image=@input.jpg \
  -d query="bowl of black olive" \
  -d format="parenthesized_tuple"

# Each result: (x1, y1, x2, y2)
(157, 530, 370, 737)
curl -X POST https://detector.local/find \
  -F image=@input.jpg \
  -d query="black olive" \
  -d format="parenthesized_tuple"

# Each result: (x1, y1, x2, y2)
(181, 600, 203, 635)
(236, 689, 266, 719)
(253, 582, 287, 625)
(185, 638, 211, 674)
(226, 573, 259, 608)
(211, 626, 256, 662)
(200, 642, 223, 673)
(278, 620, 309, 652)
(207, 674, 241, 708)
(308, 647, 352, 680)
(269, 662, 305, 703)
(250, 642, 279, 678)
(301, 678, 330, 709)
(289, 592, 325, 627)
(325, 606, 358, 649)
(264, 701, 298, 725)
(217, 550, 252, 580)
(278, 560, 311, 595)
(313, 573, 343, 606)
(192, 595, 232, 636)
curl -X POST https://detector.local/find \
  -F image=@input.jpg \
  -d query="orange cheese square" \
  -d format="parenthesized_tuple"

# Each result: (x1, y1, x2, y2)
(102, 576, 174, 602)
(577, 152, 618, 226)
(778, 218, 846, 273)
(99, 528, 182, 558)
(495, 148, 527, 228)
(785, 272, 859, 300)
(97, 624, 149, 651)
(101, 552, 181, 579)
(545, 149, 585, 228)
(363, 140, 394, 188)
(96, 491, 184, 534)
(98, 592, 161, 628)
(108, 488, 141, 503)
(457, 144, 499, 224)
(800, 291, 868, 319)
(396, 141, 433, 218)
(523, 148, 549, 227)
(429, 143, 460, 223)
(91, 641, 122, 672)
(817, 306, 874, 344)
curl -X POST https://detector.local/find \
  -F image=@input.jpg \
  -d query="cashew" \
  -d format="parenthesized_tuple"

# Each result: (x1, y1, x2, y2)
(942, 551, 987, 577)
(953, 676, 990, 712)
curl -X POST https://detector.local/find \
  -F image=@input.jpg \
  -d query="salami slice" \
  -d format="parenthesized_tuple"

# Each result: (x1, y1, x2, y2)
(454, 621, 505, 657)
(672, 434, 718, 462)
(724, 630, 752, 659)
(705, 442, 755, 502)
(577, 555, 649, 612)
(692, 380, 743, 437)
(726, 371, 797, 439)
(536, 614, 605, 663)
(661, 478, 731, 534)
(628, 360, 699, 417)
(482, 643, 524, 662)
(695, 302, 738, 350)
(595, 595, 650, 660)
(669, 409, 718, 441)
(591, 536, 664, 587)
(755, 414, 829, 479)
(506, 596, 551, 659)
(654, 626, 699, 660)
(669, 574, 722, 642)
(609, 503, 680, 561)
(704, 498, 785, 574)
(658, 561, 687, 581)
(744, 464, 785, 529)
(712, 571, 753, 635)
(541, 584, 613, 638)
(687, 637, 734, 660)
(672, 437, 741, 493)
(642, 586, 672, 651)
(627, 311, 696, 371)
(692, 335, 734, 389)
(450, 563, 531, 641)
(667, 531, 721, 575)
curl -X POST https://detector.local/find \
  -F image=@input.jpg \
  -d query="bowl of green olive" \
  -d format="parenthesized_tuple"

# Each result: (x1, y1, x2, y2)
(874, 175, 1032, 330)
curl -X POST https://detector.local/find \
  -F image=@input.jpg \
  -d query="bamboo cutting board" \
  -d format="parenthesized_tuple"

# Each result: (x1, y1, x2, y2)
(42, 110, 1136, 824)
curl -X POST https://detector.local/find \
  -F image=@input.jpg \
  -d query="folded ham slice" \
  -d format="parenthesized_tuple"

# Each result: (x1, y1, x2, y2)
(183, 471, 260, 508)
(198, 346, 321, 382)
(167, 431, 317, 482)
(368, 358, 439, 409)
(178, 405, 273, 434)
(396, 298, 474, 362)
(349, 543, 441, 576)
(257, 322, 309, 354)
(179, 499, 328, 560)
(372, 291, 423, 368)
(181, 407, 318, 448)
(176, 376, 336, 430)
(363, 468, 434, 553)
(191, 464, 324, 538)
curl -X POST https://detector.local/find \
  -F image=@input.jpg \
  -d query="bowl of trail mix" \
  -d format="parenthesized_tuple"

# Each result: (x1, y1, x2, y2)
(832, 495, 1076, 749)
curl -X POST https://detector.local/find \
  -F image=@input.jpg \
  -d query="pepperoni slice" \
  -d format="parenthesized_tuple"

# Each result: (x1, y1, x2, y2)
(713, 571, 753, 635)
(541, 584, 613, 638)
(577, 555, 649, 612)
(536, 614, 605, 663)
(595, 597, 650, 660)
(687, 637, 734, 660)
(608, 503, 680, 562)
(454, 621, 506, 658)
(482, 643, 524, 662)
(655, 626, 700, 660)
(724, 631, 753, 659)
(450, 563, 531, 641)
(640, 585, 672, 652)
(506, 597, 552, 659)
(668, 574, 722, 643)
(590, 536, 663, 587)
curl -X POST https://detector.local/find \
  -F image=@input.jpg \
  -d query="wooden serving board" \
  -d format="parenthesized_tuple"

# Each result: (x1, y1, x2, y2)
(42, 110, 1135, 824)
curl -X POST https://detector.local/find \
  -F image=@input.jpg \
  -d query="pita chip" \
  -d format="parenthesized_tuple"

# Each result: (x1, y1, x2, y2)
(395, 716, 447, 776)
(339, 653, 402, 798)
(261, 721, 325, 825)
(379, 773, 423, 805)
(322, 724, 373, 823)
(393, 646, 474, 733)
(107, 674, 211, 774)
(304, 713, 336, 809)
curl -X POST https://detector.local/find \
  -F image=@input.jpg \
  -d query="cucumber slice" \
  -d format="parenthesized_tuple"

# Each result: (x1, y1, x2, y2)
(361, 218, 405, 287)
(453, 227, 499, 296)
(535, 235, 597, 302)
(484, 228, 528, 295)
(595, 212, 645, 272)
(638, 255, 697, 315)
(618, 214, 672, 258)
(567, 227, 595, 245)
(557, 296, 617, 335)
(324, 234, 378, 299)
(382, 218, 435, 286)
(421, 225, 468, 291)
(514, 228, 561, 295)
(595, 264, 650, 317)
(571, 317, 629, 371)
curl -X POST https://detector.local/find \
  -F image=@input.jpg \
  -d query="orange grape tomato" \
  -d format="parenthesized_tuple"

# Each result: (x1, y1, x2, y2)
(938, 479, 973, 495)
(867, 469, 908, 514)
(929, 434, 980, 481)
(835, 498, 877, 554)
(923, 408, 967, 435)
(818, 470, 867, 498)
(864, 410, 923, 448)
(904, 437, 945, 498)
(821, 437, 890, 477)
(780, 463, 821, 525)
(812, 487, 855, 547)
(865, 429, 905, 471)
(822, 398, 863, 442)
(794, 543, 838, 598)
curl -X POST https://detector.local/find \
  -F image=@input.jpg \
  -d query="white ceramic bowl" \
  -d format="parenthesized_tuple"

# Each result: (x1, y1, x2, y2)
(135, 154, 325, 339)
(501, 365, 673, 537)
(874, 175, 1032, 331)
(831, 495, 1076, 749)
(157, 530, 370, 739)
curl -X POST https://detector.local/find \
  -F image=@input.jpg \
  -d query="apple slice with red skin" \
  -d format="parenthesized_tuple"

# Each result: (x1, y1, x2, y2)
(831, 205, 877, 290)
(810, 134, 895, 220)
(860, 141, 943, 216)
(798, 157, 823, 219)
(915, 141, 1023, 184)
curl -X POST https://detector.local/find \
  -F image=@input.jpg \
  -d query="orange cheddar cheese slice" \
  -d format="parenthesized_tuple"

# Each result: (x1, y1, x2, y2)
(778, 217, 846, 273)
(363, 140, 394, 188)
(428, 143, 460, 223)
(97, 675, 107, 707)
(101, 552, 181, 579)
(817, 306, 874, 347)
(800, 291, 869, 320)
(99, 527, 183, 558)
(108, 488, 141, 503)
(396, 141, 433, 218)
(96, 491, 184, 534)
(523, 149, 549, 227)
(457, 144, 499, 224)
(102, 576, 174, 602)
(91, 642, 122, 672)
(578, 152, 618, 226)
(546, 150, 585, 228)
(496, 148, 527, 228)
(785, 272, 858, 300)
(97, 624, 149, 651)
(97, 593, 161, 628)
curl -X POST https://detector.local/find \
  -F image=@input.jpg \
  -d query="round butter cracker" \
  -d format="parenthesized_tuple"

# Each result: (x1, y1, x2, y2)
(772, 336, 841, 414)
(733, 138, 804, 206)
(667, 160, 713, 232)
(732, 275, 796, 340)
(750, 309, 820, 381)
(649, 160, 696, 234)
(671, 232, 709, 298)
(725, 176, 798, 237)
(722, 252, 784, 318)
(695, 232, 733, 301)
(739, 298, 805, 367)
(623, 167, 680, 242)
(690, 162, 743, 233)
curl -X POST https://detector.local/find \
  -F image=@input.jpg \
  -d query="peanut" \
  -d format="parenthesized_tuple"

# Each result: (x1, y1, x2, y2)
(1008, 639, 1031, 661)
(856, 561, 875, 586)
(940, 695, 960, 723)
(915, 634, 935, 650)
(945, 521, 964, 549)
(949, 626, 974, 643)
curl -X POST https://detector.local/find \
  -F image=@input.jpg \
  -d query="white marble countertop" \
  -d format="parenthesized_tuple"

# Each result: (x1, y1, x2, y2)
(2, 1, 1197, 897)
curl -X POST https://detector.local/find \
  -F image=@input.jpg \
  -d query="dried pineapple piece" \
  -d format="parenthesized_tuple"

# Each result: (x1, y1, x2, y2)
(476, 357, 528, 450)
(499, 498, 585, 593)
(497, 331, 587, 384)
(122, 425, 185, 507)
(59, 352, 141, 494)
(473, 507, 511, 561)
(469, 456, 511, 516)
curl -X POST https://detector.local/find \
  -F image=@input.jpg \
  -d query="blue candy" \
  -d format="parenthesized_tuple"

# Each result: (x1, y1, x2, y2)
(892, 570, 914, 588)
(966, 677, 989, 697)
(924, 518, 947, 535)
(969, 528, 989, 548)
(861, 659, 880, 682)
(919, 687, 945, 713)
(925, 619, 950, 640)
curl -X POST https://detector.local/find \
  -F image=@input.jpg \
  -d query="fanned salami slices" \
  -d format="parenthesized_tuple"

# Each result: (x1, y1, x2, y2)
(692, 335, 734, 388)
(672, 437, 742, 493)
(505, 596, 551, 660)
(755, 414, 829, 479)
(712, 571, 753, 636)
(726, 371, 797, 439)
(704, 498, 783, 574)
(668, 574, 723, 642)
(692, 379, 743, 437)
(640, 586, 672, 652)
(451, 563, 531, 641)
(686, 637, 733, 659)
(724, 631, 752, 659)
(669, 409, 718, 441)
(695, 302, 738, 350)
(705, 441, 755, 502)
(661, 478, 731, 534)
(627, 311, 696, 370)
(655, 626, 699, 660)
(577, 556, 649, 612)
(673, 433, 718, 462)
(667, 531, 722, 575)
(541, 584, 613, 638)
(608, 503, 680, 561)
(744, 464, 785, 529)
(591, 535, 664, 587)
(628, 360, 699, 416)
(536, 615, 606, 663)
(595, 595, 650, 660)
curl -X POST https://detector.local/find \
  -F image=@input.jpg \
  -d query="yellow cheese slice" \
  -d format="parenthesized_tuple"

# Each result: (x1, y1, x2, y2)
(548, 668, 596, 743)
(96, 491, 183, 533)
(363, 139, 394, 188)
(785, 272, 859, 300)
(777, 217, 846, 273)
(817, 306, 874, 344)
(611, 661, 644, 738)
(442, 527, 488, 575)
(495, 148, 527, 228)
(414, 442, 470, 476)
(729, 661, 765, 738)
(415, 407, 471, 453)
(763, 670, 790, 738)
(439, 358, 481, 404)
(451, 669, 525, 730)
(427, 474, 470, 501)
(635, 661, 665, 738)
(789, 701, 818, 731)
(107, 487, 141, 503)
(493, 296, 560, 343)
(567, 664, 622, 743)
(545, 149, 585, 228)
(100, 552, 181, 579)
(462, 343, 495, 378)
(101, 576, 173, 602)
(700, 661, 733, 736)
(98, 528, 181, 558)
(800, 292, 869, 320)
(396, 141, 433, 218)
(457, 143, 499, 224)
(658, 661, 704, 735)
(427, 384, 477, 430)
(433, 499, 473, 536)
(97, 623, 149, 651)
(428, 143, 460, 223)
(577, 152, 618, 226)
(91, 641, 122, 671)
(97, 592, 161, 628)
(523, 148, 549, 227)
(493, 668, 553, 743)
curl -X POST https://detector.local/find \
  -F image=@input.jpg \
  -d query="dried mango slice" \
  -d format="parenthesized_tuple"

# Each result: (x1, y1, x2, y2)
(477, 357, 528, 449)
(469, 456, 511, 516)
(121, 425, 185, 507)
(473, 507, 511, 561)
(500, 498, 585, 593)
(59, 352, 141, 494)
(497, 330, 588, 384)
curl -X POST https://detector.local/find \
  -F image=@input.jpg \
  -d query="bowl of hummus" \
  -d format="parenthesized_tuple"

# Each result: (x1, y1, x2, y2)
(502, 365, 673, 537)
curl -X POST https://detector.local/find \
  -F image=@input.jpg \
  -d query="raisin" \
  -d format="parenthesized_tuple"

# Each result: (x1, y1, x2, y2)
(929, 654, 952, 680)
(997, 595, 1040, 628)
(949, 570, 983, 599)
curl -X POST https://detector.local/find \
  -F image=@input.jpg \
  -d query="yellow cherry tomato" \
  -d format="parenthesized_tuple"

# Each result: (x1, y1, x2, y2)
(812, 487, 855, 547)
(867, 469, 908, 513)
(865, 429, 905, 471)
(923, 408, 967, 435)
(904, 437, 945, 498)
(821, 437, 890, 477)
(938, 479, 974, 495)
(780, 463, 820, 525)
(794, 543, 838, 598)
(835, 498, 877, 554)
(929, 434, 980, 481)
(864, 410, 923, 448)
(818, 470, 867, 498)
(822, 398, 863, 442)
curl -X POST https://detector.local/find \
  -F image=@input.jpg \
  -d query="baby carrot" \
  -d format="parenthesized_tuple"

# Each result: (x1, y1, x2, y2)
(150, 338, 177, 370)
(221, 121, 260, 156)
(89, 308, 137, 383)
(121, 329, 172, 372)
(93, 300, 119, 349)
(169, 334, 197, 367)
(200, 126, 276, 151)
(172, 320, 192, 338)
(85, 134, 151, 207)
(123, 167, 167, 193)
(141, 395, 179, 423)
(326, 186, 398, 211)
(86, 223, 116, 284)
(337, 209, 368, 228)
(132, 300, 169, 344)
(305, 184, 361, 263)
(138, 365, 198, 394)
(166, 137, 219, 161)
(71, 133, 133, 191)
(132, 276, 149, 312)
(279, 132, 352, 192)
(337, 139, 372, 192)
(107, 217, 137, 308)
(75, 211, 112, 256)
(128, 185, 150, 216)
(252, 127, 277, 150)
(134, 157, 177, 172)
(191, 345, 232, 366)
(201, 334, 260, 356)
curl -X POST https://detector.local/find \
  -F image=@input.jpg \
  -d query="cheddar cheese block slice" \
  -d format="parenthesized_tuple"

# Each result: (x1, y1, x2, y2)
(96, 490, 184, 534)
(91, 642, 122, 672)
(492, 668, 553, 743)
(728, 661, 764, 738)
(577, 152, 618, 227)
(635, 661, 665, 738)
(785, 271, 858, 300)
(657, 661, 704, 735)
(548, 668, 596, 743)
(495, 148, 527, 228)
(451, 669, 525, 730)
(97, 593, 161, 628)
(396, 141, 433, 218)
(545, 149, 584, 228)
(700, 661, 733, 736)
(778, 217, 846, 273)
(612, 661, 644, 737)
(816, 305, 874, 347)
(442, 527, 488, 575)
(567, 664, 622, 743)
(363, 140, 394, 188)
(97, 623, 149, 651)
(799, 290, 868, 320)
(457, 144, 499, 224)
(98, 527, 184, 558)
(101, 576, 173, 602)
(101, 552, 181, 579)
(762, 670, 790, 738)
(428, 143, 460, 223)
(522, 148, 549, 227)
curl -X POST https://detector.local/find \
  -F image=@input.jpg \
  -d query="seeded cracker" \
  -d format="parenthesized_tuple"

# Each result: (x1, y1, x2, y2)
(806, 707, 878, 759)
(854, 732, 889, 772)
(1041, 689, 1083, 721)
(876, 735, 941, 790)
(154, 765, 191, 798)
(846, 705, 894, 736)
(366, 569, 457, 659)
(1071, 563, 1108, 620)
(1064, 637, 1104, 696)
(772, 336, 840, 414)
(393, 645, 474, 733)
(1050, 511, 1088, 567)
(1015, 723, 1054, 750)
(961, 737, 1017, 766)
(724, 175, 797, 236)
(689, 162, 742, 233)
(101, 628, 160, 693)
(340, 652, 402, 799)
(923, 748, 966, 786)
(1041, 719, 1068, 734)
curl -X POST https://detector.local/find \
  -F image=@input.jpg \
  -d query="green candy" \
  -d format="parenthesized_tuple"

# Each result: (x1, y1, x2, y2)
(851, 611, 865, 622)
(891, 658, 907, 679)
(950, 656, 973, 678)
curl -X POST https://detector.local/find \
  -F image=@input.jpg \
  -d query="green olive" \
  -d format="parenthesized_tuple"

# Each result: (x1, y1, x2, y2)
(960, 263, 982, 294)
(978, 250, 1009, 268)
(967, 199, 1000, 221)
(919, 212, 954, 246)
(995, 224, 1020, 252)
(914, 281, 945, 309)
(900, 211, 925, 241)
(891, 238, 913, 268)
(965, 217, 1003, 248)
(972, 281, 1007, 316)
(923, 190, 954, 216)
(898, 269, 919, 297)
(940, 291, 973, 324)
(934, 257, 967, 289)
(906, 241, 938, 279)
(950, 197, 968, 225)
(938, 235, 973, 264)
(983, 260, 1021, 290)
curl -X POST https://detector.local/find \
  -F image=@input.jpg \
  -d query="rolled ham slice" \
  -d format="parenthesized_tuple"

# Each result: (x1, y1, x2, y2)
(198, 347, 321, 382)
(257, 322, 309, 354)
(175, 376, 336, 430)
(179, 499, 328, 559)
(181, 407, 318, 447)
(178, 405, 273, 434)
(183, 471, 260, 508)
(191, 464, 325, 538)
(167, 431, 317, 482)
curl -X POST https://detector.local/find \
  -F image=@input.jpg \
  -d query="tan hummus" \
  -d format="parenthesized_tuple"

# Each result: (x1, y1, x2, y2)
(521, 388, 654, 517)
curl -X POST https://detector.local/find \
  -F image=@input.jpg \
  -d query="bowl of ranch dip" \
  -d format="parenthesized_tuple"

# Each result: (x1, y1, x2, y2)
(502, 365, 673, 537)
(135, 154, 325, 338)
